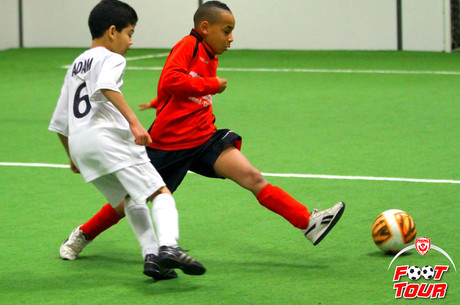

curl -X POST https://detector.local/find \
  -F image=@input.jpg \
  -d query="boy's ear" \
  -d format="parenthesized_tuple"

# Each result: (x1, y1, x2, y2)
(107, 25, 117, 40)
(198, 20, 210, 36)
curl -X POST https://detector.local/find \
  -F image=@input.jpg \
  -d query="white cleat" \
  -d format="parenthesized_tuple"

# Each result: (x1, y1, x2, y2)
(303, 202, 345, 246)
(60, 225, 91, 260)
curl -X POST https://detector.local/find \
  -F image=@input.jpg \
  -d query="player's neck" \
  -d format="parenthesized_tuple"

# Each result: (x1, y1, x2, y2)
(202, 41, 216, 57)
(91, 38, 110, 51)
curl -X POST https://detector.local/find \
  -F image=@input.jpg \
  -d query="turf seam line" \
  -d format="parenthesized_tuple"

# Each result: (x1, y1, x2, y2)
(261, 173, 460, 184)
(125, 53, 170, 61)
(60, 65, 460, 75)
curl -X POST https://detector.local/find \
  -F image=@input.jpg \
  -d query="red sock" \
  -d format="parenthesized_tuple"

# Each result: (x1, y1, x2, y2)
(256, 184, 310, 229)
(80, 203, 122, 240)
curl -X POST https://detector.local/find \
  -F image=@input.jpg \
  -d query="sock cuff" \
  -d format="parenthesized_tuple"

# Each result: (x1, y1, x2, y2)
(153, 193, 174, 202)
(153, 193, 175, 208)
(104, 203, 122, 221)
(80, 203, 122, 240)
(125, 198, 149, 213)
(256, 183, 274, 202)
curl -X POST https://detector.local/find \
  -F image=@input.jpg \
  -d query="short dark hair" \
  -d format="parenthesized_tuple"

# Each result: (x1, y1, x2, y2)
(193, 1, 231, 28)
(88, 0, 138, 39)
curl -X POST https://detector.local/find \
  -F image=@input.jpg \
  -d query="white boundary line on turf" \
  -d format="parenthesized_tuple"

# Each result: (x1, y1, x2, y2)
(60, 53, 170, 69)
(1, 162, 459, 184)
(125, 66, 460, 75)
(59, 53, 460, 76)
(0, 162, 69, 168)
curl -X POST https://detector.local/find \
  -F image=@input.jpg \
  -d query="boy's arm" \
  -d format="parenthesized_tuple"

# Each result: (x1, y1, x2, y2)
(101, 89, 152, 146)
(57, 133, 80, 173)
(162, 41, 222, 97)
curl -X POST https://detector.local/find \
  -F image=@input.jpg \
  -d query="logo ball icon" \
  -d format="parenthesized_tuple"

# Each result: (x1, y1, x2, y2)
(421, 265, 434, 280)
(408, 266, 421, 281)
(371, 209, 417, 254)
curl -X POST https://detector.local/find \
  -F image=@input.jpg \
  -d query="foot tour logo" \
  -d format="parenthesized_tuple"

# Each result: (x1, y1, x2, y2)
(387, 237, 456, 299)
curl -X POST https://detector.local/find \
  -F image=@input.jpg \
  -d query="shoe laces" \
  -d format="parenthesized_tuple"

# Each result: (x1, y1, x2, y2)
(311, 208, 324, 217)
(163, 246, 189, 253)
(145, 253, 157, 262)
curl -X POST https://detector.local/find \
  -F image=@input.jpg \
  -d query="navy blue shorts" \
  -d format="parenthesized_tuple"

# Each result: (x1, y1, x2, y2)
(146, 129, 242, 193)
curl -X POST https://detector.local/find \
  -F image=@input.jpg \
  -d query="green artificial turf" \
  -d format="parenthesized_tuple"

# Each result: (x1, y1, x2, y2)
(0, 48, 458, 304)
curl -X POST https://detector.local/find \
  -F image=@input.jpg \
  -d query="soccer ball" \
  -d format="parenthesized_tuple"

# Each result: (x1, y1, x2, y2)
(408, 266, 421, 281)
(421, 265, 434, 280)
(371, 209, 417, 254)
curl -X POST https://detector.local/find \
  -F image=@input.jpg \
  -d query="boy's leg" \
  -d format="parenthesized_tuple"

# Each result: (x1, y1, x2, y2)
(214, 146, 345, 245)
(80, 202, 123, 240)
(124, 197, 159, 258)
(256, 183, 311, 229)
(151, 192, 206, 275)
(117, 163, 205, 276)
(123, 196, 178, 280)
(151, 193, 178, 246)
(213, 146, 310, 229)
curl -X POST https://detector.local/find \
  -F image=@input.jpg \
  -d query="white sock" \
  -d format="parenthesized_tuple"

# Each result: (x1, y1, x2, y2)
(152, 193, 179, 247)
(124, 198, 159, 258)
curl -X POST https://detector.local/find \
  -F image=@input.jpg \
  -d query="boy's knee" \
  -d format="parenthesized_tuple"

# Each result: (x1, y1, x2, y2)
(148, 186, 171, 201)
(246, 167, 266, 186)
(124, 197, 147, 214)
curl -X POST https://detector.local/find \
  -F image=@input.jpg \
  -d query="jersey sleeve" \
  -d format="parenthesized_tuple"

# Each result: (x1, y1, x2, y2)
(48, 76, 70, 136)
(161, 38, 220, 98)
(90, 53, 125, 101)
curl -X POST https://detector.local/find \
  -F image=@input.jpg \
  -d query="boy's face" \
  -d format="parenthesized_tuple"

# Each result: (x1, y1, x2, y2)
(202, 11, 235, 55)
(110, 25, 135, 56)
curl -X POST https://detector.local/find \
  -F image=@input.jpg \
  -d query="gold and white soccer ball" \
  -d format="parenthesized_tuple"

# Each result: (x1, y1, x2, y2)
(372, 209, 417, 254)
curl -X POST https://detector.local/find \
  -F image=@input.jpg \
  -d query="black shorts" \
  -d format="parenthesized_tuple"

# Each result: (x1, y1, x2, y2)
(146, 129, 242, 193)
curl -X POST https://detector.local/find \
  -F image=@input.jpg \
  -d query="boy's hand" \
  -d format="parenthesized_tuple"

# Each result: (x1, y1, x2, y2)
(100, 90, 152, 145)
(70, 160, 80, 173)
(138, 102, 151, 111)
(130, 121, 152, 146)
(216, 77, 227, 93)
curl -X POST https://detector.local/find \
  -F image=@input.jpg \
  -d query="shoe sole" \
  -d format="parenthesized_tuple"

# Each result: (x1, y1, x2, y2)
(143, 267, 178, 281)
(143, 269, 161, 279)
(311, 202, 346, 246)
(159, 257, 206, 276)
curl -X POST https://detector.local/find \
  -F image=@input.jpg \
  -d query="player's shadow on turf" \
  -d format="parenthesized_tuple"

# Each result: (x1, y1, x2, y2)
(62, 254, 139, 264)
(204, 257, 330, 271)
(366, 251, 413, 258)
(137, 279, 203, 295)
(236, 260, 329, 270)
(58, 253, 128, 265)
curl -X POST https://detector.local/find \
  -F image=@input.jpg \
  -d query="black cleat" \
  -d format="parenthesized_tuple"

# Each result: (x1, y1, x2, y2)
(144, 254, 178, 281)
(158, 246, 206, 275)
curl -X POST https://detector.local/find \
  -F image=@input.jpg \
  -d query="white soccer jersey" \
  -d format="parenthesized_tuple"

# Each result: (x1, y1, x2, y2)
(49, 47, 149, 182)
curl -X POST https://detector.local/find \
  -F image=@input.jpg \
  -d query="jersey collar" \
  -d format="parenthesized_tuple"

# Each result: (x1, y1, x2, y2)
(190, 29, 215, 59)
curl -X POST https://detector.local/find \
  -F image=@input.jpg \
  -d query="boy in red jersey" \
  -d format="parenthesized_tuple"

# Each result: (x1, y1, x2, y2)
(60, 1, 345, 276)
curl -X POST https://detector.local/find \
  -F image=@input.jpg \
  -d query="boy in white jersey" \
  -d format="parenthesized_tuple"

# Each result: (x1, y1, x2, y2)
(48, 0, 205, 280)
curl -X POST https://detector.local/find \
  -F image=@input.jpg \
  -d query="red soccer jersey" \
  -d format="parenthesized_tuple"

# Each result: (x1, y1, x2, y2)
(149, 29, 221, 150)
